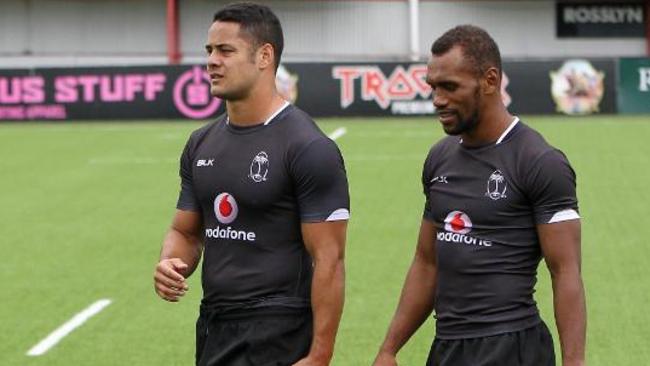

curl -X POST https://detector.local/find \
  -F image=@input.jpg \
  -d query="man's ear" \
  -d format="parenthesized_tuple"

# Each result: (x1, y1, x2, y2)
(257, 43, 275, 70)
(482, 67, 500, 95)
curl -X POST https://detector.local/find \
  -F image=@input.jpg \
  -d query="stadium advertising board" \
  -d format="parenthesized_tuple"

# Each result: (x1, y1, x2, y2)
(286, 60, 614, 117)
(504, 58, 616, 115)
(556, 2, 646, 38)
(617, 58, 650, 113)
(286, 63, 434, 117)
(0, 60, 616, 121)
(0, 65, 225, 121)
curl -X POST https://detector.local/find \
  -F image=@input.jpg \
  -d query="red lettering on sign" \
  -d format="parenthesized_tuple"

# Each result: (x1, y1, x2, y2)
(387, 66, 415, 99)
(361, 68, 389, 109)
(332, 67, 363, 108)
(333, 64, 432, 110)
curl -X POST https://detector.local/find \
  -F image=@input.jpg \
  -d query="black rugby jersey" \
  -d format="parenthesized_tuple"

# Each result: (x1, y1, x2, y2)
(422, 118, 579, 339)
(176, 103, 350, 310)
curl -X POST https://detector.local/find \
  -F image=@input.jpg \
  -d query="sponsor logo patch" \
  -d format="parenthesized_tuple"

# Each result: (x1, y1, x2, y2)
(439, 210, 492, 247)
(444, 210, 472, 234)
(208, 193, 256, 242)
(214, 193, 238, 224)
(196, 159, 214, 167)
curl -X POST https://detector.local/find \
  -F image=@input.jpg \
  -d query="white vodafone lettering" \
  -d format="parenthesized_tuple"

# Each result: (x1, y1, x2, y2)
(437, 231, 492, 247)
(205, 226, 256, 242)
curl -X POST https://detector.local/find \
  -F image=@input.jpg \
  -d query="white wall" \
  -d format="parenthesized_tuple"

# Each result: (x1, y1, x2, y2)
(180, 0, 410, 62)
(0, 0, 646, 68)
(0, 0, 168, 67)
(418, 1, 645, 59)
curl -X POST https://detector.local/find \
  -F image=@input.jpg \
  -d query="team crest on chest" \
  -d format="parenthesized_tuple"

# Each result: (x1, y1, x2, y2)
(486, 170, 507, 200)
(249, 151, 269, 183)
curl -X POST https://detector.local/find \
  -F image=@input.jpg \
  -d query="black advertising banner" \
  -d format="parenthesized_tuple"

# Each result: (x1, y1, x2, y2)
(283, 59, 616, 117)
(0, 59, 616, 121)
(556, 2, 646, 38)
(0, 65, 226, 121)
(287, 63, 434, 117)
(504, 58, 616, 115)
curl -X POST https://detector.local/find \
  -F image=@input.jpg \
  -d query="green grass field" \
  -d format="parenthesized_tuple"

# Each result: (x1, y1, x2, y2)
(1, 115, 649, 365)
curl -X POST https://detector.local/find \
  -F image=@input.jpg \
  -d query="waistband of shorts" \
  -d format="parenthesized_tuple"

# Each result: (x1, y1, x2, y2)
(200, 304, 311, 321)
(434, 314, 542, 340)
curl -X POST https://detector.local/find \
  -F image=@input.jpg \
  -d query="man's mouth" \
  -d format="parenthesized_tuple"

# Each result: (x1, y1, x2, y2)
(437, 110, 456, 124)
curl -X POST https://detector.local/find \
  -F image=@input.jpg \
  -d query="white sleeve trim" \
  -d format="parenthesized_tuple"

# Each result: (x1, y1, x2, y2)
(326, 208, 350, 221)
(548, 209, 580, 223)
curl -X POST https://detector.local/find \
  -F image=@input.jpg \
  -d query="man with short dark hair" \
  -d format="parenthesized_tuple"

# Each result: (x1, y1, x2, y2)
(153, 3, 349, 365)
(372, 25, 586, 366)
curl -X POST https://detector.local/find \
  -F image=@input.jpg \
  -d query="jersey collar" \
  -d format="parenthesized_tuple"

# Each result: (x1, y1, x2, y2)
(496, 117, 520, 145)
(458, 116, 520, 146)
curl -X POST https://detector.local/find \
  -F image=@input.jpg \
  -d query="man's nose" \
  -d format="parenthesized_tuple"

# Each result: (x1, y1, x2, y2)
(433, 92, 448, 109)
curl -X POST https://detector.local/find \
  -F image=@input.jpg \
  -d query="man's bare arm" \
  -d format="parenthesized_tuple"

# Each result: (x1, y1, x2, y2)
(538, 219, 586, 366)
(154, 209, 203, 302)
(293, 220, 347, 366)
(373, 219, 438, 366)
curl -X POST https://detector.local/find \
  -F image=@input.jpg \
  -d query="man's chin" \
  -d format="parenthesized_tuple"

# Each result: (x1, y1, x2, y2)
(210, 87, 225, 99)
(441, 124, 461, 136)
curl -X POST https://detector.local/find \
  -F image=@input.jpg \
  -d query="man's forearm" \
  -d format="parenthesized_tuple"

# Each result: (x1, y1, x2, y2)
(552, 270, 586, 365)
(160, 228, 203, 277)
(378, 256, 436, 356)
(308, 257, 345, 362)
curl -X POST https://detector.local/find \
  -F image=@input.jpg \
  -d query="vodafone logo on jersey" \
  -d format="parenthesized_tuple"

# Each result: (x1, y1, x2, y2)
(214, 193, 238, 224)
(444, 211, 472, 234)
(438, 210, 491, 247)
(207, 193, 256, 242)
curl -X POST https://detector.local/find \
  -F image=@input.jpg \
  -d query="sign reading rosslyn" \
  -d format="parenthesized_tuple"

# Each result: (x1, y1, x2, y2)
(556, 2, 646, 38)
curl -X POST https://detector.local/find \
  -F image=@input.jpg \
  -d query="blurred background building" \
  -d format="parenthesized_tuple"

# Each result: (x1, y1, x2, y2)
(1, 0, 648, 67)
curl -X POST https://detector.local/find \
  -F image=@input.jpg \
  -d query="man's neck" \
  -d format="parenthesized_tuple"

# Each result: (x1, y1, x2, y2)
(461, 107, 513, 147)
(226, 85, 285, 127)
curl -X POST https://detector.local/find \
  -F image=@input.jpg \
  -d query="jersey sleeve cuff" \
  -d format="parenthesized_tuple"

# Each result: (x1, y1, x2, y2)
(301, 208, 350, 223)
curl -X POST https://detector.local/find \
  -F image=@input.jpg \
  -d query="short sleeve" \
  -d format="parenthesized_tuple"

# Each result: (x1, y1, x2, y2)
(291, 138, 350, 223)
(526, 149, 579, 224)
(176, 138, 200, 212)
(422, 152, 436, 221)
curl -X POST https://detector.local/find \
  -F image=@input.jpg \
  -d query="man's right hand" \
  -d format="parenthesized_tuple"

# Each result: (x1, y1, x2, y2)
(372, 351, 398, 366)
(154, 258, 189, 302)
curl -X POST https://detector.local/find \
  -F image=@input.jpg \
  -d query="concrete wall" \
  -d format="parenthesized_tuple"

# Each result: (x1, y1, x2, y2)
(0, 0, 646, 68)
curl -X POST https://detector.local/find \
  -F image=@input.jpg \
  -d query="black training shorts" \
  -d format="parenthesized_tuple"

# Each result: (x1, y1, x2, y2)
(427, 321, 556, 366)
(196, 307, 312, 366)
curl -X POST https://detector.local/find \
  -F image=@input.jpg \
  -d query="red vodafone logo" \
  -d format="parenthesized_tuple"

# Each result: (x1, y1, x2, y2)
(444, 211, 472, 234)
(214, 193, 238, 224)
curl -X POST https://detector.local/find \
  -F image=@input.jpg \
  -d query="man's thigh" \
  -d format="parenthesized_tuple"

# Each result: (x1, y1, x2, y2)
(196, 311, 312, 366)
(427, 322, 555, 366)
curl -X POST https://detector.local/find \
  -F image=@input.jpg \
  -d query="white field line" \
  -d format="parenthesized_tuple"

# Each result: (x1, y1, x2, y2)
(328, 127, 347, 141)
(26, 299, 112, 357)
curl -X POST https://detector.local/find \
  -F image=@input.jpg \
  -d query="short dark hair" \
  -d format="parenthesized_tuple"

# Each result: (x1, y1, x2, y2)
(431, 25, 501, 77)
(213, 2, 284, 71)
